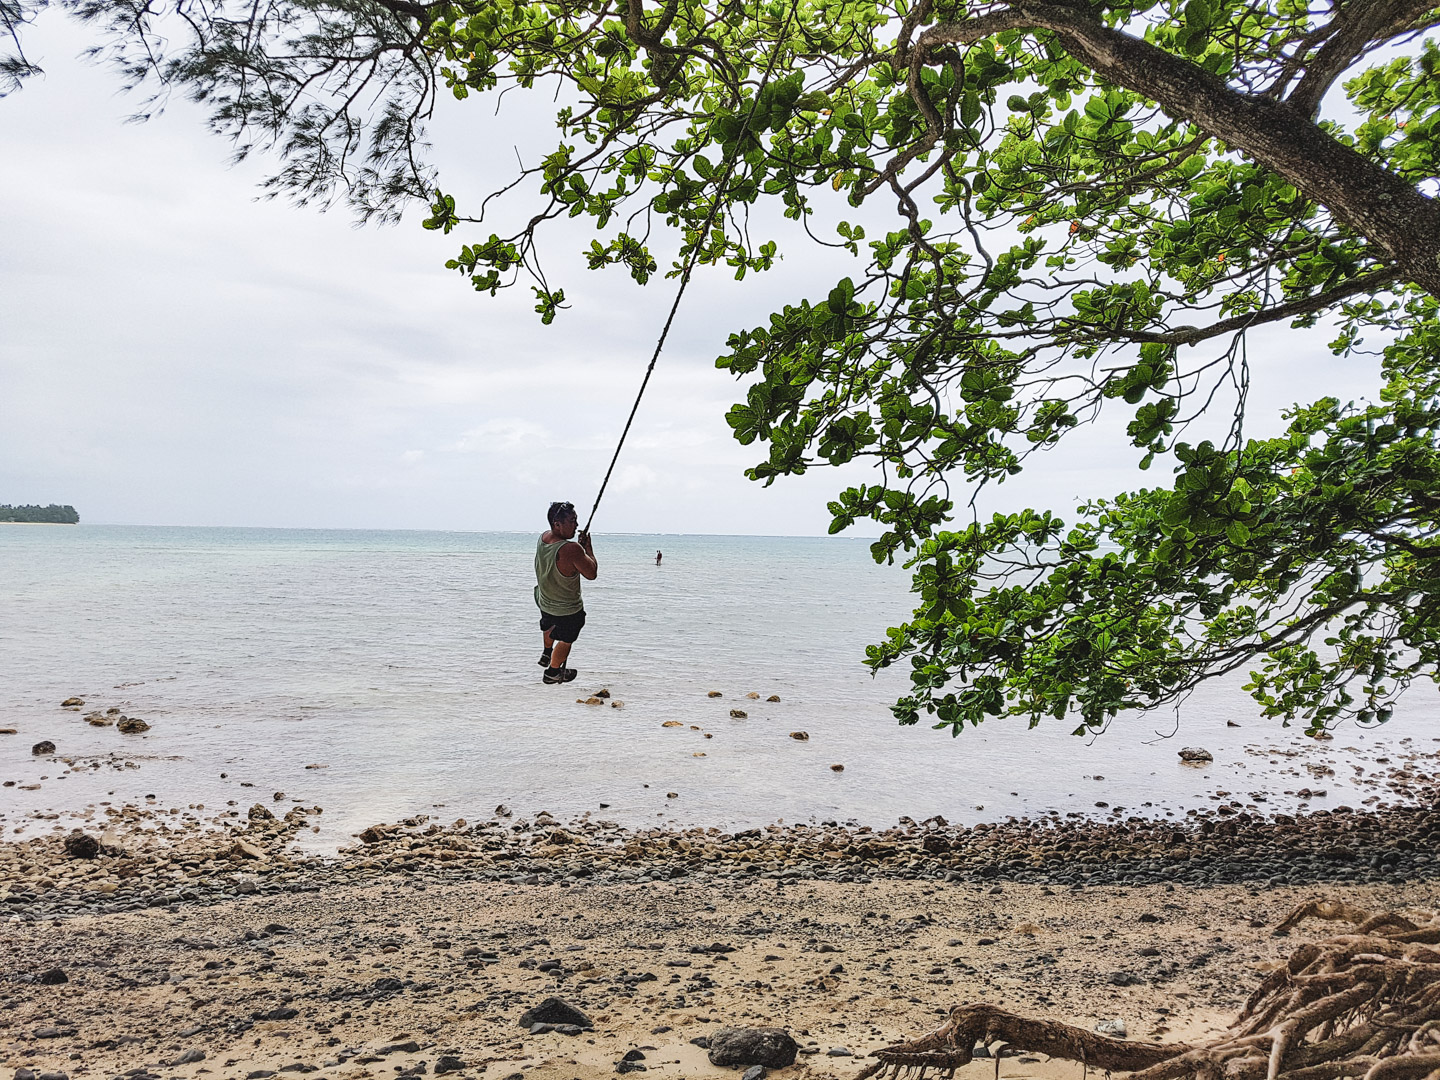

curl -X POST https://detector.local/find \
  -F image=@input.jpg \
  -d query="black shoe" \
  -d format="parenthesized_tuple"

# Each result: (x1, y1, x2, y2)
(538, 651, 552, 667)
(542, 666, 577, 684)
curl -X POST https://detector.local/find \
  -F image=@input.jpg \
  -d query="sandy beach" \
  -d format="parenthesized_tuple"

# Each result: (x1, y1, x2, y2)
(9, 864, 1440, 1080)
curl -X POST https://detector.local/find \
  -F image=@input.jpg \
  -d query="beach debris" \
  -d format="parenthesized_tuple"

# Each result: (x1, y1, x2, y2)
(730, 709, 748, 718)
(767, 694, 781, 702)
(61, 697, 84, 707)
(789, 731, 809, 741)
(247, 803, 276, 822)
(857, 901, 1440, 1080)
(1178, 746, 1213, 762)
(707, 1027, 798, 1068)
(830, 763, 844, 772)
(746, 691, 760, 699)
(117, 716, 150, 734)
(63, 832, 101, 859)
(707, 690, 723, 697)
(662, 720, 683, 728)
(31, 740, 55, 755)
(596, 688, 611, 699)
(517, 996, 593, 1031)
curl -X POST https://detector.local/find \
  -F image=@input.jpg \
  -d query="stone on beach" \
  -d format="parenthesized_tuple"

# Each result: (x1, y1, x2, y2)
(60, 697, 84, 707)
(248, 803, 276, 822)
(117, 716, 150, 734)
(766, 695, 780, 702)
(1179, 747, 1214, 762)
(63, 831, 101, 859)
(789, 731, 808, 741)
(707, 691, 723, 697)
(32, 740, 56, 755)
(517, 996, 594, 1030)
(707, 1027, 798, 1068)
(730, 709, 747, 718)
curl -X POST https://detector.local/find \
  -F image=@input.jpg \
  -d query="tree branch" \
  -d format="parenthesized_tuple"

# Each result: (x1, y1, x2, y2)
(1286, 0, 1440, 120)
(916, 2, 1440, 300)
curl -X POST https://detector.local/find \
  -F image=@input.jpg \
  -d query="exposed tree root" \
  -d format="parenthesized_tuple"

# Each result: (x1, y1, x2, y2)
(861, 903, 1440, 1080)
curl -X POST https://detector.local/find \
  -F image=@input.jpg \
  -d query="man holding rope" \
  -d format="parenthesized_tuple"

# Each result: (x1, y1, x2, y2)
(534, 500, 597, 684)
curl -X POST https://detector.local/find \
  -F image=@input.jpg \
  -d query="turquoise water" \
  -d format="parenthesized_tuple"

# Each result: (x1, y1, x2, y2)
(1, 525, 1431, 849)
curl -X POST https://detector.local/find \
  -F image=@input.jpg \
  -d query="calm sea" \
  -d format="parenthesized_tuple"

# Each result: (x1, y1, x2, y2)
(2, 525, 1433, 850)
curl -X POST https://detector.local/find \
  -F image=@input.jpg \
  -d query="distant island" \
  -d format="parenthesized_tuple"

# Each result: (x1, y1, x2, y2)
(0, 504, 80, 523)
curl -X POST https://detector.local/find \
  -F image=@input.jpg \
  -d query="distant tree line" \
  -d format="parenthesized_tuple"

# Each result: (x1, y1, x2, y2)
(0, 504, 79, 523)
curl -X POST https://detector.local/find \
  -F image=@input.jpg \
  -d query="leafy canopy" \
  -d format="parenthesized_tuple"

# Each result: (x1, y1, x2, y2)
(7, 0, 1440, 735)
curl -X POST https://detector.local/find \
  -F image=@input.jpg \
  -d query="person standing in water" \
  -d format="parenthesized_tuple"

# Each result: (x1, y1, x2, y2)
(655, 550, 662, 566)
(535, 501, 597, 684)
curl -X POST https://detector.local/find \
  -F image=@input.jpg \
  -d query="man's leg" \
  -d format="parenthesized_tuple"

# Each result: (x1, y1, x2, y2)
(540, 627, 554, 665)
(550, 640, 572, 669)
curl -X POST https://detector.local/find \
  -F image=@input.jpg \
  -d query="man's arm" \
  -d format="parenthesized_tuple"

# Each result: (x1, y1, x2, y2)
(559, 532, 598, 580)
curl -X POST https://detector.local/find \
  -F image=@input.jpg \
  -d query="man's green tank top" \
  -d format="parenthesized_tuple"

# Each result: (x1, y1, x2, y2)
(534, 536, 584, 615)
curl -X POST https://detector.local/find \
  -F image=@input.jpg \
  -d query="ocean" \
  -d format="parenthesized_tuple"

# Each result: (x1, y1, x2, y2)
(2, 525, 1433, 850)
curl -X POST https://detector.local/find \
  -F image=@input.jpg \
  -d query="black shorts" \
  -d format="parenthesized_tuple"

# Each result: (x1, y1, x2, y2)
(540, 610, 587, 644)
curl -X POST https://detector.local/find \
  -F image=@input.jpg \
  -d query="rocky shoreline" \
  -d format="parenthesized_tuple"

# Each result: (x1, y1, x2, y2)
(4, 790, 1439, 923)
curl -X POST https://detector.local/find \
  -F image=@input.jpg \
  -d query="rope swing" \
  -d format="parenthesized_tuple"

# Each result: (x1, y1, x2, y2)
(581, 7, 798, 535)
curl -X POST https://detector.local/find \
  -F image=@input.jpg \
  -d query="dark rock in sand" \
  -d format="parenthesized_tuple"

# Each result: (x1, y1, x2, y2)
(435, 1056, 467, 1076)
(743, 1067, 767, 1080)
(518, 996, 593, 1030)
(1178, 747, 1213, 762)
(616, 1063, 647, 1074)
(253, 1006, 300, 1021)
(173, 1049, 207, 1065)
(38, 968, 69, 985)
(707, 1027, 798, 1069)
(63, 831, 101, 859)
(31, 740, 56, 756)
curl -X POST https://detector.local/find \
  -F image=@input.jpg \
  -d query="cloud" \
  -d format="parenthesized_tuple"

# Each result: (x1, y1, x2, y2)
(447, 419, 552, 453)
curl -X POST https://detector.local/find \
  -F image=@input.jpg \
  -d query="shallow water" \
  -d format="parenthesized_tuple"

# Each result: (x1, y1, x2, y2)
(2, 524, 1436, 850)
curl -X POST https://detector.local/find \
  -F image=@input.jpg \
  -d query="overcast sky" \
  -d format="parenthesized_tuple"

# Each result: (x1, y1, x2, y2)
(0, 15, 1387, 535)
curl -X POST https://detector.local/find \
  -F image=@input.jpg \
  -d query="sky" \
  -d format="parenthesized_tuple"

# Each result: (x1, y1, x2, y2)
(0, 15, 1388, 535)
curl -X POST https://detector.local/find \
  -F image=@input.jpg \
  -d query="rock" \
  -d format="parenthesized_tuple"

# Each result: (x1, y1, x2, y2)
(1178, 747, 1213, 762)
(1108, 971, 1144, 986)
(61, 697, 84, 707)
(38, 968, 69, 985)
(766, 695, 780, 702)
(117, 716, 150, 734)
(273, 790, 286, 801)
(826, 1048, 854, 1057)
(610, 701, 624, 708)
(230, 840, 267, 861)
(248, 803, 276, 822)
(742, 1067, 767, 1080)
(85, 714, 112, 727)
(616, 1063, 647, 1075)
(14, 1069, 37, 1080)
(707, 691, 723, 698)
(63, 831, 101, 859)
(31, 740, 55, 756)
(789, 731, 808, 741)
(380, 1041, 422, 1054)
(662, 721, 683, 728)
(435, 1057, 466, 1076)
(584, 697, 603, 705)
(496, 804, 512, 817)
(667, 792, 679, 799)
(830, 764, 844, 772)
(730, 709, 748, 718)
(707, 1027, 798, 1069)
(1094, 1020, 1127, 1038)
(37, 1073, 69, 1080)
(745, 692, 760, 699)
(253, 1006, 300, 1021)
(359, 826, 386, 844)
(621, 1051, 646, 1062)
(0, 727, 16, 734)
(597, 689, 611, 699)
(173, 1049, 207, 1065)
(517, 997, 593, 1031)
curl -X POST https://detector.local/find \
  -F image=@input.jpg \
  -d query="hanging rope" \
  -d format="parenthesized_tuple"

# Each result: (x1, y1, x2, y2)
(581, 5, 798, 535)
